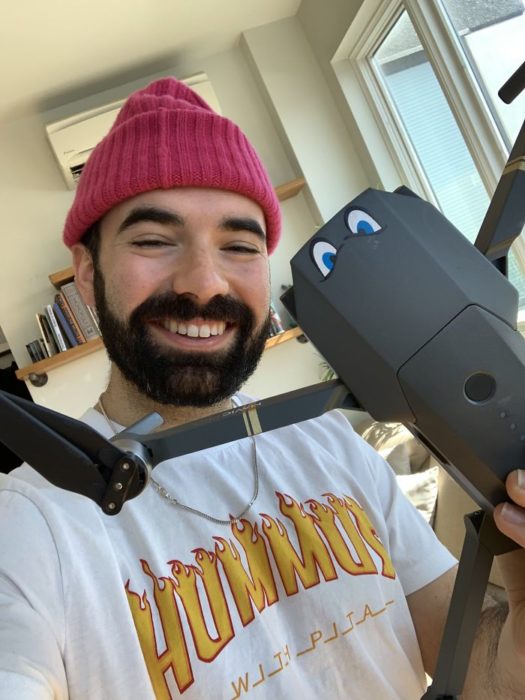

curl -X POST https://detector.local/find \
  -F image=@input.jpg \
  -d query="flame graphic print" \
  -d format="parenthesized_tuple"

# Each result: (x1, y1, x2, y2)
(126, 492, 396, 697)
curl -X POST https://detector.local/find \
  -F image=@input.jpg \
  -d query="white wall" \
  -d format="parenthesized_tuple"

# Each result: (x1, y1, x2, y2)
(242, 17, 369, 224)
(0, 13, 373, 418)
(243, 335, 323, 399)
(298, 0, 362, 63)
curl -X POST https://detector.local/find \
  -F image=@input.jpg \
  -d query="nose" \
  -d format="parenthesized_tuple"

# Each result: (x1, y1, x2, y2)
(170, 248, 229, 304)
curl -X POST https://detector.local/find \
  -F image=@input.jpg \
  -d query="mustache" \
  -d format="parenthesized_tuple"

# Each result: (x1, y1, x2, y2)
(128, 292, 254, 326)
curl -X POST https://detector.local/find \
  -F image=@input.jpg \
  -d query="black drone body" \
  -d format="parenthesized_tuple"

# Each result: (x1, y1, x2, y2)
(284, 187, 523, 513)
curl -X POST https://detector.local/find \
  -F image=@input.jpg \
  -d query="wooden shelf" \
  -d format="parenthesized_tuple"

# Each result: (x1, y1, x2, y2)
(265, 326, 303, 349)
(16, 337, 105, 381)
(19, 177, 306, 384)
(49, 267, 75, 288)
(275, 177, 306, 202)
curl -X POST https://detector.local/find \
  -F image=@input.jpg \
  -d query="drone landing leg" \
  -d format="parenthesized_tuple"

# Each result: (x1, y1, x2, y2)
(421, 511, 516, 700)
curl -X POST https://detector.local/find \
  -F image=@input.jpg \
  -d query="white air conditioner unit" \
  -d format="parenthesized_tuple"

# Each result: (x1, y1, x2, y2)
(46, 73, 222, 190)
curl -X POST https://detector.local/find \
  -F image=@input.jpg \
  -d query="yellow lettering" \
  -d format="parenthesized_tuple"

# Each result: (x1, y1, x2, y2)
(215, 520, 278, 627)
(326, 494, 396, 579)
(268, 650, 285, 677)
(341, 611, 355, 635)
(262, 493, 337, 595)
(356, 602, 386, 625)
(297, 629, 323, 656)
(252, 662, 266, 687)
(230, 672, 250, 699)
(307, 497, 378, 575)
(323, 621, 339, 644)
(125, 560, 193, 696)
(171, 549, 234, 663)
(125, 491, 396, 698)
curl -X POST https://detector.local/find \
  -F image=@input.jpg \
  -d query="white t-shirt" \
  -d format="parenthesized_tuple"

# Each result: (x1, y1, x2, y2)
(0, 400, 456, 699)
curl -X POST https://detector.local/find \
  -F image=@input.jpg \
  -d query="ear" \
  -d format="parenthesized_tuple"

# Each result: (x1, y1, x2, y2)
(71, 244, 96, 307)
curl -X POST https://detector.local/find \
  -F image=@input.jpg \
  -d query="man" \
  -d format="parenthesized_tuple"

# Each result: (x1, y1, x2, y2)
(0, 77, 524, 699)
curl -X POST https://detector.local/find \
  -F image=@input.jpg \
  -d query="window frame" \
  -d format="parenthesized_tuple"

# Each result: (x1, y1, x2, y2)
(333, 0, 525, 272)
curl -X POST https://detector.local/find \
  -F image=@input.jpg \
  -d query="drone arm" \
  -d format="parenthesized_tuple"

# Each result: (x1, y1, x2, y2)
(499, 60, 525, 105)
(0, 391, 109, 499)
(474, 61, 525, 272)
(0, 381, 363, 514)
(474, 122, 525, 273)
(0, 390, 146, 514)
(119, 379, 363, 466)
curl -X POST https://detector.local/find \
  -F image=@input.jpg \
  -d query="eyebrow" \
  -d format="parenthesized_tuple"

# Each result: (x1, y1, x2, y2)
(220, 217, 266, 241)
(117, 206, 184, 234)
(116, 207, 266, 241)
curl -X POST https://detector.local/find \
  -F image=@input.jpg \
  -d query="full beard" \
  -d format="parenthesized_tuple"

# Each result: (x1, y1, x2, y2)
(93, 270, 271, 407)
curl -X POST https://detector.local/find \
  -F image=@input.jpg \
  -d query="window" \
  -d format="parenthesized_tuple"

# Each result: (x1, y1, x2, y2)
(439, 0, 525, 148)
(342, 0, 525, 310)
(373, 10, 489, 243)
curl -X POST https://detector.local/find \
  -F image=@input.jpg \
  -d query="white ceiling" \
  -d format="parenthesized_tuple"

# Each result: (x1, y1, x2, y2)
(1, 0, 301, 123)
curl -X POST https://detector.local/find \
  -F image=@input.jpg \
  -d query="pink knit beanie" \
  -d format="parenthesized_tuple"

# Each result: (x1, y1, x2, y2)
(63, 77, 281, 253)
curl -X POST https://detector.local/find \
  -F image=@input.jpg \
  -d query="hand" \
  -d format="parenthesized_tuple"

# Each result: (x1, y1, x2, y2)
(491, 470, 525, 692)
(493, 470, 525, 547)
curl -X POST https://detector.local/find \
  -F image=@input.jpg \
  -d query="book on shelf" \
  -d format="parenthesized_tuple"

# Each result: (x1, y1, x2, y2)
(37, 339, 48, 360)
(26, 338, 46, 363)
(35, 312, 58, 357)
(25, 341, 37, 363)
(55, 292, 86, 344)
(86, 304, 101, 335)
(52, 301, 78, 348)
(268, 301, 285, 337)
(25, 342, 37, 363)
(60, 282, 100, 341)
(45, 304, 68, 352)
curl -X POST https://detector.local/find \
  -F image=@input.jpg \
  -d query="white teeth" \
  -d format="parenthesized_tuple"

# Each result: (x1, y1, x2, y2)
(162, 320, 227, 337)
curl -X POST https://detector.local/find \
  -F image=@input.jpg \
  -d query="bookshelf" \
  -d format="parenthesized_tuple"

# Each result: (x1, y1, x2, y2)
(49, 267, 76, 288)
(17, 177, 307, 384)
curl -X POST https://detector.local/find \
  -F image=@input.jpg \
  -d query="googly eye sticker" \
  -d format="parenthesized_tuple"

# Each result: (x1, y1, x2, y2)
(345, 208, 384, 236)
(311, 239, 338, 278)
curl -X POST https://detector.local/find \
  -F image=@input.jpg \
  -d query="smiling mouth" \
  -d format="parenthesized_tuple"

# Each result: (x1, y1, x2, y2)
(160, 319, 228, 338)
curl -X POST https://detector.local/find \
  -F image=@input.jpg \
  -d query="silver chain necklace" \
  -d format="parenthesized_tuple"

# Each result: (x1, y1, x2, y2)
(96, 396, 259, 526)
